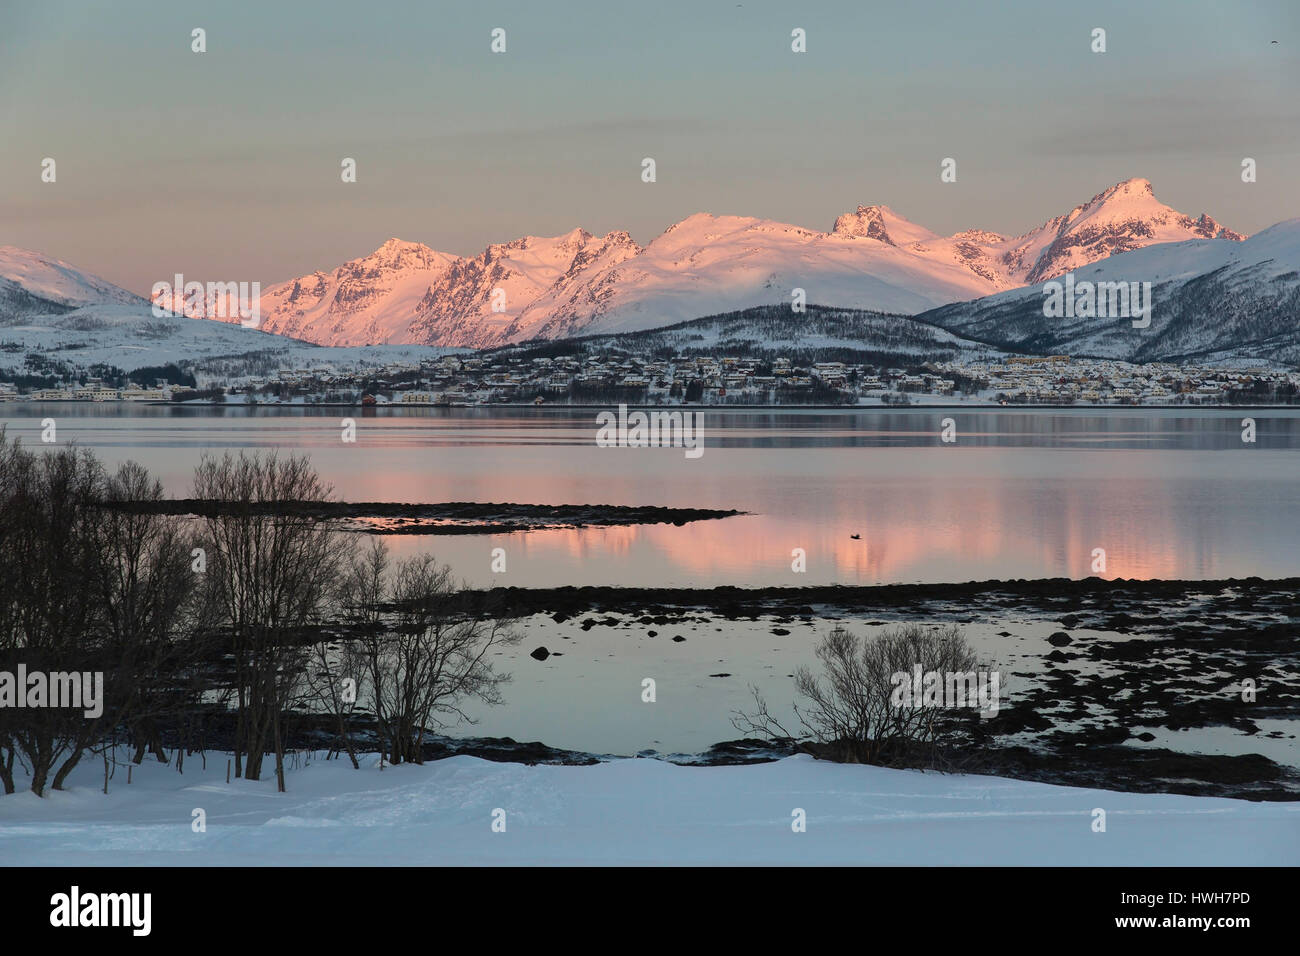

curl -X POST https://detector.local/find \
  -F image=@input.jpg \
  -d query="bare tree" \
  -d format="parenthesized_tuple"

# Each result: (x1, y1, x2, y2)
(0, 430, 36, 794)
(733, 622, 985, 767)
(0, 438, 107, 795)
(301, 638, 362, 769)
(340, 542, 519, 766)
(192, 451, 343, 791)
(81, 461, 217, 784)
(301, 540, 376, 773)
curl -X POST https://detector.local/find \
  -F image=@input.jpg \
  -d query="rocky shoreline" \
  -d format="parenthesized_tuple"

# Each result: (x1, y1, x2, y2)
(441, 576, 1300, 801)
(110, 498, 744, 534)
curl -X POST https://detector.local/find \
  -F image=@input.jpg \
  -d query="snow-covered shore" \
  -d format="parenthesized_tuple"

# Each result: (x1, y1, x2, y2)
(1, 752, 1295, 866)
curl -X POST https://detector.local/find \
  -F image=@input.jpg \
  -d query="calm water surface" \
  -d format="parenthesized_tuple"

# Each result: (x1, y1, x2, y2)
(5, 404, 1297, 587)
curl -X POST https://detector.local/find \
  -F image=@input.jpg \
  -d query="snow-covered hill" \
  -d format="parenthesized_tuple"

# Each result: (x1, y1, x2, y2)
(508, 302, 1008, 366)
(920, 219, 1300, 365)
(245, 178, 1245, 349)
(0, 246, 146, 311)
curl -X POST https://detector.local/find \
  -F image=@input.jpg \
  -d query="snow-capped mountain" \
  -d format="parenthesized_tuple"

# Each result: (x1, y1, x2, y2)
(252, 238, 461, 345)
(918, 219, 1300, 365)
(241, 178, 1245, 349)
(408, 228, 643, 348)
(993, 177, 1243, 284)
(0, 246, 458, 378)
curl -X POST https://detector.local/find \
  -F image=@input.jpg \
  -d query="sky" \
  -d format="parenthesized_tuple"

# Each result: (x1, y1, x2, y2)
(1, 0, 1297, 296)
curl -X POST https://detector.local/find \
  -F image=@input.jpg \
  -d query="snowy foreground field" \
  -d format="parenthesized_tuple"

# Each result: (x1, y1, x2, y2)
(2, 753, 1297, 866)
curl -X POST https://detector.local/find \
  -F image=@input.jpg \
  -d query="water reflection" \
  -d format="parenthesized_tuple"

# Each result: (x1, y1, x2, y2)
(2, 406, 1296, 586)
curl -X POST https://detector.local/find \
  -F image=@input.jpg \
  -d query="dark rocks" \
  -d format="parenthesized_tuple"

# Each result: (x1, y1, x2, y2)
(1104, 612, 1142, 631)
(964, 744, 1296, 801)
(984, 708, 1055, 734)
(1091, 725, 1133, 744)
(1048, 631, 1073, 646)
(686, 738, 796, 766)
(672, 635, 686, 642)
(418, 734, 600, 766)
(529, 646, 550, 661)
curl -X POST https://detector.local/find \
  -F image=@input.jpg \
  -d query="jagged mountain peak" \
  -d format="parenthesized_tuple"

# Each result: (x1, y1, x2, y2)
(351, 237, 455, 271)
(482, 227, 607, 262)
(952, 228, 1008, 243)
(598, 229, 639, 247)
(1002, 178, 1246, 284)
(831, 204, 938, 246)
(1096, 176, 1155, 199)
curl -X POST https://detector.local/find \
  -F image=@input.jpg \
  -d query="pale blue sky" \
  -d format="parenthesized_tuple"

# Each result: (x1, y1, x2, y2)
(2, 0, 1297, 294)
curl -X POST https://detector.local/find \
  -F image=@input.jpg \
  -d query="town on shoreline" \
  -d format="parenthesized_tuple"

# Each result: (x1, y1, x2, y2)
(4, 351, 1299, 408)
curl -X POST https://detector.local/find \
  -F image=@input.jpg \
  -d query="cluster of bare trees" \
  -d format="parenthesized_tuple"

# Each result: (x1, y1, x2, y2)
(0, 435, 212, 795)
(0, 431, 515, 796)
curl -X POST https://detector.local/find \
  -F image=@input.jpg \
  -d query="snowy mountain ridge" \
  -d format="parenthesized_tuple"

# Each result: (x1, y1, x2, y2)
(242, 178, 1247, 348)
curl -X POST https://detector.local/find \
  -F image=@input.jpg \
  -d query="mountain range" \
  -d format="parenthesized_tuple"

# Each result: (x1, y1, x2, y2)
(5, 177, 1297, 371)
(246, 177, 1245, 349)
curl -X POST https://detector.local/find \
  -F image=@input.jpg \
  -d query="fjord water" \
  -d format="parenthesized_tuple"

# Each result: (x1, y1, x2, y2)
(5, 405, 1298, 587)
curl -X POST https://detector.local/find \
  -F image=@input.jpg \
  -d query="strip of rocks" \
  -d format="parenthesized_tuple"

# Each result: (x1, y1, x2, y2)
(459, 576, 1300, 623)
(108, 499, 743, 535)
